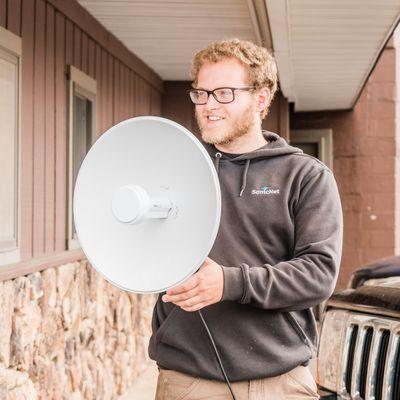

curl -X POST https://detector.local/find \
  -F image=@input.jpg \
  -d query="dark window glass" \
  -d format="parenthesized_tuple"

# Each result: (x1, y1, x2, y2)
(72, 92, 93, 234)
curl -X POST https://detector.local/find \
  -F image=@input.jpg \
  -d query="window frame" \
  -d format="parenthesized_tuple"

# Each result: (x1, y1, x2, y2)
(290, 129, 333, 169)
(0, 26, 22, 266)
(67, 65, 97, 250)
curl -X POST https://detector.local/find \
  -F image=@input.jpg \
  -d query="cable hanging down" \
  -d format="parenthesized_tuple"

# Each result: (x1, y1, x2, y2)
(197, 309, 237, 400)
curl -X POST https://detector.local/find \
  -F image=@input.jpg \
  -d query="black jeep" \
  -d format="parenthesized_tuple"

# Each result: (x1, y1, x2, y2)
(318, 256, 400, 400)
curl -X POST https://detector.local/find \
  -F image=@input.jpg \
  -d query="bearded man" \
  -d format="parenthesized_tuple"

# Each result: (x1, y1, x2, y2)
(148, 38, 343, 400)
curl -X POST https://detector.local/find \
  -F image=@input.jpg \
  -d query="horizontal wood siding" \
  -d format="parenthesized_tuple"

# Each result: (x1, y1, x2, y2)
(0, 0, 163, 269)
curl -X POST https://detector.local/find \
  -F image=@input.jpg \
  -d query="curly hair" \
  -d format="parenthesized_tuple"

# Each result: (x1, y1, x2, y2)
(190, 38, 278, 119)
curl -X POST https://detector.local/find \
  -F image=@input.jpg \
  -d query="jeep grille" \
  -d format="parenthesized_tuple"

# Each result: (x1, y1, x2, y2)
(393, 339, 400, 399)
(318, 309, 400, 399)
(359, 326, 373, 398)
(345, 324, 359, 394)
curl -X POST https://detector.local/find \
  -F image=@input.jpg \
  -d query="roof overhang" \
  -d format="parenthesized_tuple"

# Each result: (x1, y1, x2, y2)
(266, 0, 400, 111)
(78, 0, 400, 112)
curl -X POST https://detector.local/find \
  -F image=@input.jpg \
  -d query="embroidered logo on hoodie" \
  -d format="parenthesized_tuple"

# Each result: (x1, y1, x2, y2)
(251, 185, 280, 195)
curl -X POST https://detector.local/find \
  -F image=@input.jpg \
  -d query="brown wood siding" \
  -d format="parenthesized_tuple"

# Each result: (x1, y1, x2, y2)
(0, 0, 163, 268)
(7, 0, 21, 36)
(20, 0, 35, 260)
(0, 0, 5, 28)
(33, 0, 46, 258)
(54, 10, 67, 253)
(44, 4, 55, 254)
(262, 92, 290, 141)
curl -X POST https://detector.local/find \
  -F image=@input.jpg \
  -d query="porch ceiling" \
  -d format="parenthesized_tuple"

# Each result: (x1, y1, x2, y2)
(266, 0, 400, 111)
(77, 0, 261, 80)
(78, 0, 400, 112)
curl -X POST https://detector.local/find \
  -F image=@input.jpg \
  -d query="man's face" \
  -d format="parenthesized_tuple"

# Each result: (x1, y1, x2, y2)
(194, 57, 259, 146)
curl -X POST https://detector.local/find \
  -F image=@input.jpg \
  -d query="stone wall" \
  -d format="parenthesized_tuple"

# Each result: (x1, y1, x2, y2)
(0, 260, 156, 399)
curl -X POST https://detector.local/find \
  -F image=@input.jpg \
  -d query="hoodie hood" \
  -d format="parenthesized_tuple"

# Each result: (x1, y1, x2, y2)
(201, 131, 303, 162)
(201, 131, 303, 196)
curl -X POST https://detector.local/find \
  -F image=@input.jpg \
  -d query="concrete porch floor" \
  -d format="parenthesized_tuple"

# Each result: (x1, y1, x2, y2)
(119, 361, 158, 400)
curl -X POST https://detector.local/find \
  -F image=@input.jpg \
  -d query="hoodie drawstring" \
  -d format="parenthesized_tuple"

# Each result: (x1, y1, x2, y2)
(215, 152, 250, 197)
(239, 159, 250, 197)
(215, 152, 221, 173)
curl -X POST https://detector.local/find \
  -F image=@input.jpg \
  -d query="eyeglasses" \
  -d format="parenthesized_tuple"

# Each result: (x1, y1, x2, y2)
(189, 86, 256, 105)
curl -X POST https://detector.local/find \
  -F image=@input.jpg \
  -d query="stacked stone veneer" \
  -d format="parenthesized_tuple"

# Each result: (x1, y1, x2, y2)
(0, 260, 156, 399)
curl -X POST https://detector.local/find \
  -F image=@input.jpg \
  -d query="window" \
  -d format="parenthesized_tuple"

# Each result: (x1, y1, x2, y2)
(0, 27, 21, 266)
(290, 129, 333, 169)
(68, 66, 96, 249)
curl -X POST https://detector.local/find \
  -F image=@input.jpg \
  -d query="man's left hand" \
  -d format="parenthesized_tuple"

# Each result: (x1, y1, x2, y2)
(162, 257, 224, 312)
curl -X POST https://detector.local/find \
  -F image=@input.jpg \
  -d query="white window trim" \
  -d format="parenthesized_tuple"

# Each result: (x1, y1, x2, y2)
(0, 25, 21, 56)
(68, 65, 97, 250)
(0, 27, 21, 266)
(290, 129, 333, 169)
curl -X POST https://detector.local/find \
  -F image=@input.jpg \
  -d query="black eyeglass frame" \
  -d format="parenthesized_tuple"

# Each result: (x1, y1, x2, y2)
(188, 86, 256, 105)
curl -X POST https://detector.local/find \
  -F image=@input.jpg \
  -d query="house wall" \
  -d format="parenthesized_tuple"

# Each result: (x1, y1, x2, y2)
(291, 39, 397, 289)
(394, 30, 400, 256)
(0, 0, 161, 398)
(0, 0, 162, 261)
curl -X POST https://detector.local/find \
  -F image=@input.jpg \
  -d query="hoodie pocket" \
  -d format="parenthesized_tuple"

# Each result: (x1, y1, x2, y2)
(154, 304, 179, 345)
(284, 311, 313, 356)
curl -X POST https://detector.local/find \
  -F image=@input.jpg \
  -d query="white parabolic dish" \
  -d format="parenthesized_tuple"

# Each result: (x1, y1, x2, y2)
(73, 116, 221, 294)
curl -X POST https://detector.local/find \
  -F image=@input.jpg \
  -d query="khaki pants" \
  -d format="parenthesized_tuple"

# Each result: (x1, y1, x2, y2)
(155, 365, 319, 400)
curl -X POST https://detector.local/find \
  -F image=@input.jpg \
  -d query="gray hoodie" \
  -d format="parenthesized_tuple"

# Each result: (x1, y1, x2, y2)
(148, 131, 343, 382)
